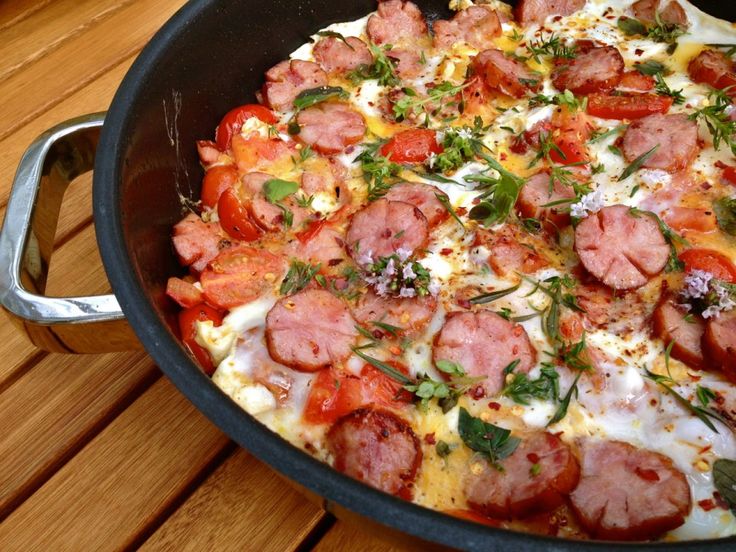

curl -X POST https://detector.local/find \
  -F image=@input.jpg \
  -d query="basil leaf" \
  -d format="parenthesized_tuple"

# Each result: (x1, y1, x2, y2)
(618, 17, 647, 36)
(263, 179, 299, 203)
(469, 283, 521, 305)
(458, 407, 520, 466)
(634, 60, 667, 75)
(618, 144, 659, 181)
(293, 86, 348, 111)
(316, 30, 354, 50)
(714, 196, 736, 235)
(713, 459, 736, 514)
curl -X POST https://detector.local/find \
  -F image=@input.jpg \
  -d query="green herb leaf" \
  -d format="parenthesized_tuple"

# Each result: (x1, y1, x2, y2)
(436, 440, 453, 458)
(371, 320, 403, 337)
(689, 88, 736, 156)
(263, 179, 299, 203)
(280, 260, 321, 295)
(629, 207, 687, 272)
(714, 196, 736, 235)
(618, 17, 647, 36)
(316, 30, 354, 50)
(436, 360, 465, 376)
(468, 153, 526, 227)
(469, 283, 521, 305)
(526, 33, 576, 63)
(503, 364, 559, 405)
(654, 73, 685, 104)
(352, 348, 413, 385)
(618, 144, 659, 181)
(434, 192, 465, 229)
(634, 60, 667, 75)
(547, 370, 582, 426)
(713, 459, 736, 514)
(348, 44, 400, 87)
(458, 407, 521, 466)
(696, 385, 717, 408)
(589, 124, 627, 143)
(355, 141, 402, 201)
(293, 86, 348, 111)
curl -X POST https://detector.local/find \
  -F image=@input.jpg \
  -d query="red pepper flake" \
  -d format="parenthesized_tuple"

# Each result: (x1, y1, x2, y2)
(455, 206, 467, 216)
(699, 444, 713, 454)
(487, 401, 501, 411)
(499, 152, 507, 161)
(440, 248, 453, 256)
(698, 499, 717, 512)
(635, 467, 660, 482)
(527, 452, 540, 464)
(635, 48, 644, 56)
(424, 432, 436, 445)
(470, 385, 486, 400)
(389, 346, 402, 356)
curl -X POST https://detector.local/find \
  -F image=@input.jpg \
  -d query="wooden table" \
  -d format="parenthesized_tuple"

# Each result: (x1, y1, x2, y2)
(0, 2, 412, 549)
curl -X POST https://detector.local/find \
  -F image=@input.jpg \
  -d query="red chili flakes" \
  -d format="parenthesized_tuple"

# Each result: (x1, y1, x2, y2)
(424, 432, 436, 445)
(635, 467, 660, 482)
(698, 499, 717, 512)
(455, 206, 468, 216)
(499, 152, 508, 161)
(635, 48, 644, 56)
(487, 401, 501, 411)
(699, 444, 713, 454)
(440, 248, 453, 256)
(527, 452, 540, 464)
(470, 385, 486, 400)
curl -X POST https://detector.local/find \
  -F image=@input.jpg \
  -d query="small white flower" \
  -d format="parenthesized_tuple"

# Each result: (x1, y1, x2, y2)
(398, 287, 417, 298)
(356, 250, 374, 266)
(682, 269, 713, 300)
(702, 282, 736, 318)
(383, 258, 397, 277)
(396, 248, 413, 262)
(402, 264, 417, 280)
(375, 280, 390, 297)
(457, 128, 474, 140)
(427, 152, 438, 169)
(428, 280, 441, 296)
(570, 188, 605, 218)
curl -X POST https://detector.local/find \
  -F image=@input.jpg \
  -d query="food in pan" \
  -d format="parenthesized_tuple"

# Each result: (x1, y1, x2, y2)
(166, 0, 736, 541)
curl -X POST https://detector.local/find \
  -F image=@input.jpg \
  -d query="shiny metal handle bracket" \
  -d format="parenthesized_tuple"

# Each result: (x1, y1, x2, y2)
(0, 113, 139, 353)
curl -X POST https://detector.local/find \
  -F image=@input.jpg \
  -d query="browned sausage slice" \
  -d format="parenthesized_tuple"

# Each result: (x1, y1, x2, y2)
(351, 288, 437, 336)
(570, 440, 691, 541)
(384, 182, 449, 227)
(552, 46, 624, 95)
(326, 407, 422, 499)
(465, 432, 580, 519)
(172, 213, 225, 273)
(367, 0, 428, 46)
(386, 48, 423, 79)
(688, 49, 736, 91)
(633, 0, 688, 26)
(242, 172, 310, 231)
(433, 311, 536, 396)
(703, 309, 736, 381)
(313, 36, 373, 74)
(574, 205, 670, 290)
(652, 295, 705, 369)
(514, 0, 585, 25)
(475, 225, 550, 277)
(473, 49, 541, 98)
(296, 103, 366, 155)
(346, 199, 429, 262)
(622, 113, 699, 172)
(265, 289, 358, 371)
(516, 171, 575, 229)
(262, 60, 328, 112)
(433, 6, 501, 50)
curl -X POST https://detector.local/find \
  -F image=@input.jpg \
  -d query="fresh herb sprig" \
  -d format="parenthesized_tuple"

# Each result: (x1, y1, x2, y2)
(502, 363, 559, 405)
(280, 260, 321, 295)
(315, 30, 354, 50)
(393, 81, 469, 126)
(467, 152, 526, 227)
(264, 179, 300, 228)
(348, 44, 401, 87)
(522, 274, 583, 348)
(713, 459, 736, 514)
(634, 60, 668, 75)
(529, 89, 585, 111)
(689, 88, 736, 156)
(469, 283, 520, 305)
(526, 34, 577, 63)
(434, 192, 465, 229)
(654, 73, 685, 104)
(547, 370, 583, 426)
(619, 145, 659, 181)
(355, 141, 402, 201)
(458, 407, 520, 469)
(714, 196, 736, 235)
(428, 119, 487, 173)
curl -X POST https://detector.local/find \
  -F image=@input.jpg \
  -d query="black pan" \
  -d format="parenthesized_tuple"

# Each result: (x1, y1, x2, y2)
(7, 0, 736, 549)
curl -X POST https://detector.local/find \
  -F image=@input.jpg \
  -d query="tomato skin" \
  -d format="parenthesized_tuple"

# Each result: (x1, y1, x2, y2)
(722, 165, 736, 186)
(303, 369, 364, 424)
(201, 165, 239, 208)
(587, 93, 673, 120)
(380, 129, 443, 164)
(178, 304, 224, 375)
(550, 131, 587, 164)
(231, 133, 292, 172)
(663, 207, 717, 233)
(217, 188, 262, 242)
(296, 219, 326, 244)
(215, 104, 278, 151)
(618, 71, 655, 92)
(679, 248, 736, 283)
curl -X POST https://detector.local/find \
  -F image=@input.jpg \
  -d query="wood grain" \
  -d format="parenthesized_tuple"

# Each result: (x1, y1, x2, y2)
(141, 449, 325, 551)
(0, 0, 54, 31)
(0, 378, 230, 551)
(313, 521, 412, 552)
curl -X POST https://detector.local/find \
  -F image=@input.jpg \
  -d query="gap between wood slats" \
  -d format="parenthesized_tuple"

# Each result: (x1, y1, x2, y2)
(0, 0, 54, 32)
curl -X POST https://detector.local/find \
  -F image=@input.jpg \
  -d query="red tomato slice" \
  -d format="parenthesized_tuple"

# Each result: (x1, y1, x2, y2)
(231, 133, 292, 172)
(215, 104, 278, 151)
(217, 188, 262, 242)
(201, 165, 240, 209)
(296, 219, 327, 244)
(380, 129, 443, 164)
(722, 165, 736, 186)
(303, 368, 364, 425)
(360, 363, 413, 406)
(178, 303, 224, 375)
(587, 93, 673, 120)
(166, 276, 203, 308)
(550, 130, 587, 164)
(618, 71, 655, 92)
(679, 248, 736, 283)
(663, 207, 717, 233)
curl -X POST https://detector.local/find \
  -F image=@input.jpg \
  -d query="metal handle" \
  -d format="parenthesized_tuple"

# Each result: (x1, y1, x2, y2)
(0, 112, 140, 353)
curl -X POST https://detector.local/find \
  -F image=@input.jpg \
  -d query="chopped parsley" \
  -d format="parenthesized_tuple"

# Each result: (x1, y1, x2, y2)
(458, 407, 520, 469)
(502, 364, 560, 405)
(689, 88, 736, 156)
(348, 44, 400, 87)
(354, 141, 402, 201)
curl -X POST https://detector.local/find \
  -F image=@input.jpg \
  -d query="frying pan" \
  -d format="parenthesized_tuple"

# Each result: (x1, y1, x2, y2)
(1, 1, 735, 549)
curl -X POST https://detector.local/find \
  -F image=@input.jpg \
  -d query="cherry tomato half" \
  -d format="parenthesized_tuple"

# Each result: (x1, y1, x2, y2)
(380, 129, 443, 164)
(679, 248, 736, 283)
(201, 165, 239, 209)
(178, 303, 224, 375)
(217, 188, 261, 242)
(215, 104, 278, 151)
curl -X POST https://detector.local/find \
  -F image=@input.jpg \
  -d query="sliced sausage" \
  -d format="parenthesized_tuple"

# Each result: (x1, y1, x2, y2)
(346, 199, 429, 263)
(367, 0, 428, 46)
(703, 309, 736, 381)
(201, 245, 286, 309)
(465, 432, 580, 519)
(514, 0, 586, 25)
(552, 46, 624, 95)
(295, 102, 366, 155)
(575, 282, 649, 335)
(475, 225, 549, 278)
(570, 439, 691, 541)
(473, 49, 541, 98)
(326, 407, 422, 499)
(633, 0, 689, 26)
(622, 113, 699, 172)
(351, 288, 437, 336)
(652, 295, 705, 369)
(516, 171, 575, 229)
(241, 172, 310, 232)
(433, 311, 537, 396)
(265, 288, 357, 371)
(386, 48, 423, 79)
(261, 59, 328, 112)
(313, 36, 372, 74)
(574, 205, 670, 290)
(688, 49, 736, 92)
(433, 6, 501, 51)
(172, 213, 225, 273)
(384, 182, 449, 228)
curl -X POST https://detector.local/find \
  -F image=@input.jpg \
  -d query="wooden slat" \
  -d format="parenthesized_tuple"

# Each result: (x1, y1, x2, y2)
(0, 0, 133, 81)
(0, 0, 187, 141)
(0, 0, 54, 31)
(313, 522, 412, 552)
(141, 449, 325, 551)
(0, 378, 231, 551)
(0, 350, 158, 518)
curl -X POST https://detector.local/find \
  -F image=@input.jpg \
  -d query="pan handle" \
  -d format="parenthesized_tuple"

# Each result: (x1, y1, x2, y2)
(0, 113, 140, 353)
